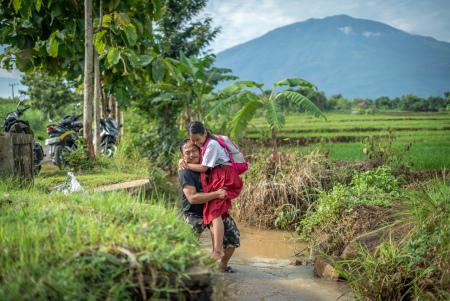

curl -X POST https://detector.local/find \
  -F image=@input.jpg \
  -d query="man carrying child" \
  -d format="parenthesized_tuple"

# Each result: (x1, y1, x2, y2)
(178, 138, 240, 273)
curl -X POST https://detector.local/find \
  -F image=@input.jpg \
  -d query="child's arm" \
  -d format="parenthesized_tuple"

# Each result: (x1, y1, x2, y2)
(186, 163, 209, 172)
(183, 185, 227, 204)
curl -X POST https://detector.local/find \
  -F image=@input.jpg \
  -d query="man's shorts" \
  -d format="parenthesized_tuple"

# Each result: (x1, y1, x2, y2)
(182, 212, 240, 249)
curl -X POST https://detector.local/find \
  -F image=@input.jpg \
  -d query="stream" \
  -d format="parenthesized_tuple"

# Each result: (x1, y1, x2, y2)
(166, 175, 352, 301)
(202, 225, 351, 301)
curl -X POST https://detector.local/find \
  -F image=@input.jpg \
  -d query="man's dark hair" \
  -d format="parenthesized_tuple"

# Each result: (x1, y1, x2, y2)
(179, 138, 192, 154)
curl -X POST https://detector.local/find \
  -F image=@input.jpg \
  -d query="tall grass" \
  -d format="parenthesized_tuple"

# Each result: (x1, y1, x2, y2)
(0, 179, 207, 300)
(332, 175, 450, 300)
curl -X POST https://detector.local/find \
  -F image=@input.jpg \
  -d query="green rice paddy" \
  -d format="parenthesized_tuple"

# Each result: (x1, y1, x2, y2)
(247, 112, 450, 170)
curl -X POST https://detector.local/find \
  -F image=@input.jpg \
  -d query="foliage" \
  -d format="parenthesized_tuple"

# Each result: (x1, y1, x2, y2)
(332, 176, 450, 300)
(298, 166, 402, 250)
(363, 131, 413, 172)
(152, 51, 236, 123)
(333, 237, 419, 300)
(156, 0, 220, 59)
(0, 180, 208, 300)
(0, 0, 173, 107)
(63, 138, 94, 171)
(207, 78, 326, 161)
(19, 70, 82, 118)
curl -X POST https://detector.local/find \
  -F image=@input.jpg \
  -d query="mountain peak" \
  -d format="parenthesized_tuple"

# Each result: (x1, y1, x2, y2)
(215, 15, 450, 98)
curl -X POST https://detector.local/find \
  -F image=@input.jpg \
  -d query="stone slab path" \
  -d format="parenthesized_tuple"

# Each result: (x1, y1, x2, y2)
(92, 179, 152, 195)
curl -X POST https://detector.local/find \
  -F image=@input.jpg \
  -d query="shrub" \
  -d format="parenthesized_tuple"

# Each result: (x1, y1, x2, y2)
(362, 131, 413, 173)
(297, 165, 402, 253)
(63, 138, 94, 171)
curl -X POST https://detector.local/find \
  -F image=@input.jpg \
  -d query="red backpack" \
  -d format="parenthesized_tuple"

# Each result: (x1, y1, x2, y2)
(202, 135, 248, 175)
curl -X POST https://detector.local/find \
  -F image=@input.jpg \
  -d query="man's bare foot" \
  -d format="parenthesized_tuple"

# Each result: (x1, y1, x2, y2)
(210, 250, 225, 260)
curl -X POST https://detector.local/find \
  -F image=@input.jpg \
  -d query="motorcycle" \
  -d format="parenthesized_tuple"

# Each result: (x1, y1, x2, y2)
(45, 103, 82, 167)
(99, 107, 120, 157)
(1, 96, 45, 174)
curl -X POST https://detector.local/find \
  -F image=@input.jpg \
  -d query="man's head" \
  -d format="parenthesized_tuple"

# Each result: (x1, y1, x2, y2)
(179, 138, 200, 164)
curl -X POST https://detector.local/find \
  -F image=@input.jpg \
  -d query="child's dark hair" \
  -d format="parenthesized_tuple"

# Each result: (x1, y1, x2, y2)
(179, 138, 192, 154)
(187, 121, 215, 141)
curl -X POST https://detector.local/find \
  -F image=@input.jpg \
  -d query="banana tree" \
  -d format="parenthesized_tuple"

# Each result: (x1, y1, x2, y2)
(151, 50, 236, 127)
(207, 78, 327, 162)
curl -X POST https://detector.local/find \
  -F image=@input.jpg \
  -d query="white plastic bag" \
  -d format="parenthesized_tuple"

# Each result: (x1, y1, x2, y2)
(50, 172, 86, 195)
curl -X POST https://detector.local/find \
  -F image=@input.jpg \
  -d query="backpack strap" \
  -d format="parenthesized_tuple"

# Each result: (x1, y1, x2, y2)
(201, 137, 212, 156)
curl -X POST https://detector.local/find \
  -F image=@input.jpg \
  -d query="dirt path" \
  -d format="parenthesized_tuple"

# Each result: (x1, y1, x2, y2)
(201, 224, 352, 301)
(42, 145, 52, 165)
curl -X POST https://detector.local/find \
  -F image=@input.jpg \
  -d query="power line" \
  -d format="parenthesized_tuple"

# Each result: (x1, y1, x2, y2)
(9, 83, 19, 100)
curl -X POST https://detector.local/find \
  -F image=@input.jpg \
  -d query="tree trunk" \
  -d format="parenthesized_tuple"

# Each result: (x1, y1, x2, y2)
(83, 0, 94, 161)
(93, 50, 101, 155)
(102, 92, 109, 117)
(115, 100, 119, 124)
(100, 76, 108, 116)
(109, 94, 116, 118)
(184, 104, 191, 129)
(271, 127, 278, 162)
(120, 110, 124, 137)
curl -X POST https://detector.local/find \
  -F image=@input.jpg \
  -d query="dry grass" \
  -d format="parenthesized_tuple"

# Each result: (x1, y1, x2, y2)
(232, 149, 347, 228)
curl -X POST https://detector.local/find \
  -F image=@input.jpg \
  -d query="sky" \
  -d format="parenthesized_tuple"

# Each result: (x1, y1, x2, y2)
(204, 0, 450, 54)
(1, 0, 449, 98)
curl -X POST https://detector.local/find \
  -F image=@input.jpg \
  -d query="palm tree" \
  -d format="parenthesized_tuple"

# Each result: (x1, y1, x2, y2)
(207, 78, 327, 161)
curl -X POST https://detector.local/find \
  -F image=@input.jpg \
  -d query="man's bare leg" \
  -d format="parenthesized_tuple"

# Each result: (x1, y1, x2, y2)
(209, 216, 225, 260)
(220, 247, 235, 271)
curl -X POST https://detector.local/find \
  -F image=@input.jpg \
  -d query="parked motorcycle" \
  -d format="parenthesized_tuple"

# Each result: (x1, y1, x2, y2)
(45, 103, 82, 167)
(1, 96, 45, 174)
(99, 107, 120, 157)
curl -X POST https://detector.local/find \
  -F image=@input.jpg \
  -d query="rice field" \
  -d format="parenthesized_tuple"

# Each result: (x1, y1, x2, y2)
(246, 112, 450, 170)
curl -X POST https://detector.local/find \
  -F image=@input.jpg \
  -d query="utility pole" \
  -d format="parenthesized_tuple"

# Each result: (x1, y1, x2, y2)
(9, 83, 19, 100)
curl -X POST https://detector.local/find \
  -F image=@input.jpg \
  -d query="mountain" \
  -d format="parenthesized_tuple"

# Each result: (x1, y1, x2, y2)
(214, 15, 450, 99)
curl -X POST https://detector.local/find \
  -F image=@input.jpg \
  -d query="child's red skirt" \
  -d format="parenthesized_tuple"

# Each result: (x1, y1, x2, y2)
(200, 165, 243, 225)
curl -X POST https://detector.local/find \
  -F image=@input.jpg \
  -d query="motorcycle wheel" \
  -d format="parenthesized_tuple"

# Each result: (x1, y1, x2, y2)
(103, 143, 117, 157)
(34, 165, 41, 175)
(54, 145, 70, 168)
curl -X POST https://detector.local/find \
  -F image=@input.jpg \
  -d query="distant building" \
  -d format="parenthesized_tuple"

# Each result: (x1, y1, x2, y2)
(352, 102, 366, 110)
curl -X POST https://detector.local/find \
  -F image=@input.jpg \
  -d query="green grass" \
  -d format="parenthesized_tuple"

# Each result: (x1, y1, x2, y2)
(332, 177, 450, 300)
(35, 164, 148, 192)
(244, 112, 449, 170)
(0, 179, 207, 300)
(280, 141, 450, 170)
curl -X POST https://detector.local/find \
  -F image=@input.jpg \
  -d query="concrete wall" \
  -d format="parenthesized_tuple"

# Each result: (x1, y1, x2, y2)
(0, 132, 34, 183)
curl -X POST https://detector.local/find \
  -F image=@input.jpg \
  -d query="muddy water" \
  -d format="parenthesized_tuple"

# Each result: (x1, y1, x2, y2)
(201, 225, 351, 301)
(166, 175, 352, 300)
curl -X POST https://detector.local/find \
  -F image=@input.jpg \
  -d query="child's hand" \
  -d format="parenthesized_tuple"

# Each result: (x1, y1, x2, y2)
(178, 159, 188, 171)
(216, 188, 227, 199)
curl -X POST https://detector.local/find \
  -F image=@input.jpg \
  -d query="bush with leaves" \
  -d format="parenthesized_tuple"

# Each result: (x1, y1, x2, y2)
(63, 138, 94, 171)
(298, 165, 403, 252)
(362, 131, 413, 172)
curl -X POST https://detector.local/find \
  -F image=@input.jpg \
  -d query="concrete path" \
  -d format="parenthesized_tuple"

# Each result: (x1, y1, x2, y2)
(92, 179, 152, 195)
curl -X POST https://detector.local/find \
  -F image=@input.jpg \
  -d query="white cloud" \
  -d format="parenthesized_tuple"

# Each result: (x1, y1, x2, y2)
(0, 68, 22, 79)
(338, 26, 353, 34)
(363, 31, 381, 37)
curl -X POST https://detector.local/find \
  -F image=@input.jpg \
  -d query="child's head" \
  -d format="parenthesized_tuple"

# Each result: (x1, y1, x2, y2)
(187, 121, 212, 148)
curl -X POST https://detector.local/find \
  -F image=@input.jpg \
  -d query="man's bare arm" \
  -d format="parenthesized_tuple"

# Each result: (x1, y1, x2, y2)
(183, 184, 226, 204)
